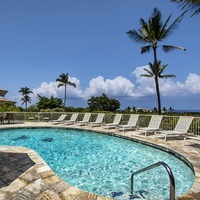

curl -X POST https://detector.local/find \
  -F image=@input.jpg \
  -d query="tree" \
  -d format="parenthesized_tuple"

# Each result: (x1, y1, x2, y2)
(19, 87, 33, 110)
(56, 73, 76, 107)
(127, 7, 186, 114)
(36, 95, 63, 110)
(140, 61, 176, 114)
(169, 106, 174, 112)
(87, 93, 120, 111)
(170, 0, 200, 16)
(162, 107, 167, 113)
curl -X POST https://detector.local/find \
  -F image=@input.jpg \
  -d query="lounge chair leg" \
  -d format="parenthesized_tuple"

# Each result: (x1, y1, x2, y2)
(164, 134, 167, 140)
(145, 131, 150, 137)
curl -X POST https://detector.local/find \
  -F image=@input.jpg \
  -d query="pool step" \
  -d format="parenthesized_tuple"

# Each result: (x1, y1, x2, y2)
(111, 190, 167, 200)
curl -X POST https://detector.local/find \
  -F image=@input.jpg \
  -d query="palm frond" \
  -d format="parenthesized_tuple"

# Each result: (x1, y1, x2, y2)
(158, 64, 168, 74)
(68, 82, 76, 88)
(140, 74, 153, 78)
(149, 8, 163, 40)
(191, 7, 200, 16)
(140, 18, 153, 42)
(56, 78, 61, 82)
(162, 45, 186, 52)
(141, 45, 152, 54)
(126, 29, 148, 44)
(159, 14, 172, 39)
(57, 83, 64, 88)
(142, 67, 154, 76)
(170, 0, 200, 16)
(161, 74, 176, 78)
(164, 10, 187, 37)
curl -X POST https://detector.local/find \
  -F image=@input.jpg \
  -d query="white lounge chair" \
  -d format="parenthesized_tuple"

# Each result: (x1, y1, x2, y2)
(88, 113, 105, 127)
(64, 113, 79, 125)
(155, 116, 193, 140)
(102, 114, 122, 129)
(117, 114, 139, 132)
(52, 114, 66, 124)
(134, 115, 163, 136)
(76, 113, 91, 126)
(182, 135, 200, 147)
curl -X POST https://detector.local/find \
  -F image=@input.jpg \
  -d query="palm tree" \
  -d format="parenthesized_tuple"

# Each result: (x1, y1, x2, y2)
(170, 0, 200, 16)
(56, 73, 76, 107)
(169, 106, 174, 112)
(140, 61, 176, 114)
(127, 7, 186, 114)
(19, 87, 33, 110)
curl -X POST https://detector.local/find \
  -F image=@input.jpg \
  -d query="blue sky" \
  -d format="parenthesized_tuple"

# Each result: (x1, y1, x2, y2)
(0, 0, 199, 110)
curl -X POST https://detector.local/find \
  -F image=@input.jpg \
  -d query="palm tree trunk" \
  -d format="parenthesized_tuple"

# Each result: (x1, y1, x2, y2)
(25, 101, 27, 111)
(64, 85, 67, 107)
(155, 76, 162, 115)
(153, 46, 162, 115)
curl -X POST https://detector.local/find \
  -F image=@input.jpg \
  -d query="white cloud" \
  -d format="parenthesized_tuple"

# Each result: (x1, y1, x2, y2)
(28, 68, 200, 107)
(131, 66, 155, 95)
(84, 76, 138, 98)
(30, 77, 84, 104)
(185, 73, 200, 94)
(131, 66, 200, 97)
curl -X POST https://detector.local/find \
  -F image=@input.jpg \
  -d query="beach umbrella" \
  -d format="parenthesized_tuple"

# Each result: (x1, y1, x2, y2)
(0, 88, 8, 97)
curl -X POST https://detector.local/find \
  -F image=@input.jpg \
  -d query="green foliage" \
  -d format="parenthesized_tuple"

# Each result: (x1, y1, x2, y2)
(87, 93, 120, 112)
(19, 86, 33, 110)
(27, 105, 39, 112)
(51, 108, 64, 112)
(36, 95, 63, 110)
(141, 61, 176, 78)
(56, 73, 76, 107)
(170, 0, 200, 16)
(40, 108, 53, 112)
(0, 104, 21, 112)
(64, 106, 76, 112)
(63, 106, 86, 112)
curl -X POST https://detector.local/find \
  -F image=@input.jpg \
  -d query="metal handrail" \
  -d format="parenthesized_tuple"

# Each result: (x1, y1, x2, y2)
(130, 161, 175, 200)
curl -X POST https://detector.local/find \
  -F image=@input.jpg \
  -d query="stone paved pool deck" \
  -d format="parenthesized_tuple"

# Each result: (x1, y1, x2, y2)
(0, 122, 199, 200)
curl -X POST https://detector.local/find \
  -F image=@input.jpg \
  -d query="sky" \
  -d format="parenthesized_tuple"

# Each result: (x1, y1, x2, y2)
(0, 0, 199, 111)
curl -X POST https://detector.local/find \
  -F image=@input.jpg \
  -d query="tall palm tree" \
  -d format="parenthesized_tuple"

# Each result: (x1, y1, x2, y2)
(127, 7, 186, 114)
(170, 0, 200, 16)
(19, 87, 33, 110)
(56, 73, 76, 107)
(140, 61, 176, 114)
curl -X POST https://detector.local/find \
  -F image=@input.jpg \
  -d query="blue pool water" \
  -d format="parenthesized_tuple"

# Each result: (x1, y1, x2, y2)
(0, 128, 195, 199)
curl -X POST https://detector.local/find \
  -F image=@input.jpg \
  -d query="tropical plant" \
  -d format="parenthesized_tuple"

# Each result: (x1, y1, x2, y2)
(140, 61, 176, 114)
(0, 104, 21, 112)
(170, 0, 200, 16)
(56, 73, 76, 107)
(36, 95, 63, 110)
(87, 93, 121, 111)
(127, 7, 186, 114)
(169, 106, 174, 112)
(19, 87, 33, 110)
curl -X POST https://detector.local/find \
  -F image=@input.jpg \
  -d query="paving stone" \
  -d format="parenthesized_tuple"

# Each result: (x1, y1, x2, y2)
(20, 169, 40, 183)
(12, 190, 36, 200)
(36, 189, 61, 200)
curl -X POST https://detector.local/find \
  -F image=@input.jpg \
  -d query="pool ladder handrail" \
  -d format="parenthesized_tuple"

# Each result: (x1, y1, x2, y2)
(130, 161, 175, 200)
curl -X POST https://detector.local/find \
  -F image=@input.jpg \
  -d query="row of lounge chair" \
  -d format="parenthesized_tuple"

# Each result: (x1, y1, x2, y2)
(51, 113, 199, 146)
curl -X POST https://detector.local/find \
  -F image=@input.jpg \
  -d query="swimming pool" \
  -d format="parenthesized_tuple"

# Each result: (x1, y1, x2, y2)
(0, 128, 195, 199)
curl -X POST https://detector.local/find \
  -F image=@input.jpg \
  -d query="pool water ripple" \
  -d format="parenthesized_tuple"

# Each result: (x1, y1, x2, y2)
(0, 128, 195, 199)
